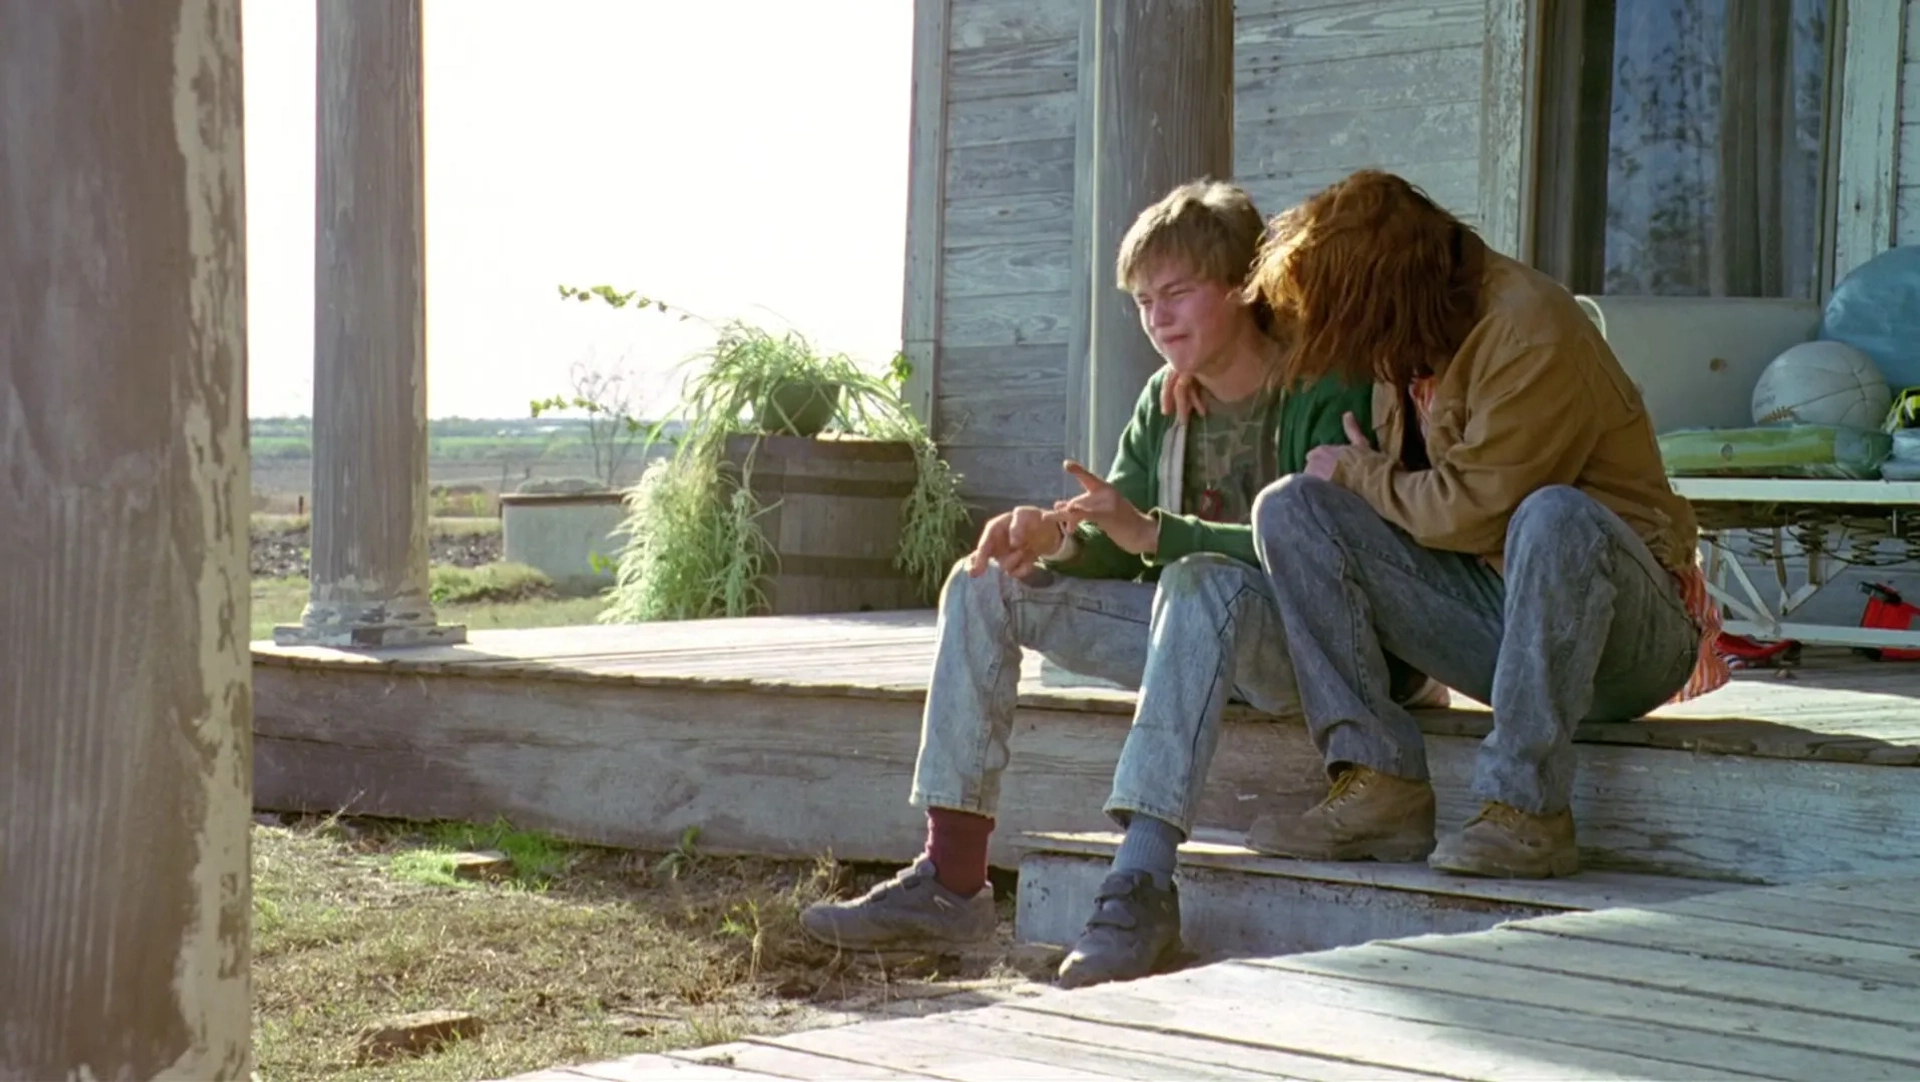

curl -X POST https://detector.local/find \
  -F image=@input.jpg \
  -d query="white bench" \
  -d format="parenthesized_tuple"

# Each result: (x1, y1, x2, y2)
(1670, 477, 1920, 651)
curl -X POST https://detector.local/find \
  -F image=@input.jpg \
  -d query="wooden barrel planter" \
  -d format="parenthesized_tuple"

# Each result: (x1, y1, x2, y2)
(721, 433, 924, 615)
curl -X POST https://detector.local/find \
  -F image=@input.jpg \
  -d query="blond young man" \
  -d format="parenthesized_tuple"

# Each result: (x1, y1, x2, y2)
(798, 180, 1384, 988)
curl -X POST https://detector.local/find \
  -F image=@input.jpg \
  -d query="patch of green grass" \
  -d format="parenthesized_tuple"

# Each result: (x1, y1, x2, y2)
(430, 562, 554, 605)
(250, 573, 607, 642)
(421, 818, 574, 882)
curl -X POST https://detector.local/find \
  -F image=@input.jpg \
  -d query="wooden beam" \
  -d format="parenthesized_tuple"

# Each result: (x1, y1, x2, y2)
(1067, 0, 1235, 475)
(1832, 0, 1906, 284)
(900, 0, 952, 432)
(1479, 0, 1545, 262)
(0, 0, 252, 1076)
(280, 0, 463, 648)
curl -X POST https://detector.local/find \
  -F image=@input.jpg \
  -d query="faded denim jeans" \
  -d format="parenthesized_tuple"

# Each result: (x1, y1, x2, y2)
(909, 552, 1297, 833)
(1252, 477, 1700, 816)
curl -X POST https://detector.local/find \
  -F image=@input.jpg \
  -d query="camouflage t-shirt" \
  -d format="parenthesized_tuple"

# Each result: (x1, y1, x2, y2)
(1181, 385, 1279, 524)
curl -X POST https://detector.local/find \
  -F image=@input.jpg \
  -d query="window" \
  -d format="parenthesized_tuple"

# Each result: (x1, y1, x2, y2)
(1531, 0, 1838, 299)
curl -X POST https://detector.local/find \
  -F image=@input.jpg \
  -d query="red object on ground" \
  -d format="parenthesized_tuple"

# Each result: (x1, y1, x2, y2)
(1715, 632, 1799, 669)
(1860, 583, 1920, 661)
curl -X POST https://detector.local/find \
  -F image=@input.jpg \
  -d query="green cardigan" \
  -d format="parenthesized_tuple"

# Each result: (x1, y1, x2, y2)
(1046, 369, 1377, 581)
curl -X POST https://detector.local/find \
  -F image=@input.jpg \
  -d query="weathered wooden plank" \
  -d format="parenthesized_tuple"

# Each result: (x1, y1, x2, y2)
(1237, 99, 1480, 181)
(771, 1015, 1270, 1081)
(1010, 962, 1754, 1081)
(254, 665, 1309, 871)
(768, 1025, 1129, 1081)
(1384, 927, 1920, 1028)
(1236, 43, 1480, 121)
(900, 0, 951, 429)
(947, 0, 1078, 52)
(937, 391, 1066, 450)
(946, 89, 1076, 148)
(941, 238, 1073, 298)
(1210, 960, 1876, 1078)
(1027, 828, 1736, 911)
(1772, 877, 1920, 918)
(944, 136, 1076, 199)
(1511, 909, 1920, 989)
(1234, 0, 1482, 65)
(935, 343, 1069, 398)
(1255, 940, 1920, 1072)
(1479, 0, 1539, 260)
(1654, 889, 1920, 947)
(939, 290, 1073, 349)
(562, 1052, 773, 1081)
(945, 445, 1069, 504)
(946, 1009, 1445, 1082)
(946, 37, 1076, 102)
(670, 1042, 931, 1080)
(944, 190, 1075, 244)
(1834, 0, 1907, 282)
(252, 621, 1920, 884)
(1017, 852, 1559, 957)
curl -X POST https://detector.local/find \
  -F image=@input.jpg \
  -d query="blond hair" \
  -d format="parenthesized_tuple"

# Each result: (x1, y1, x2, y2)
(1115, 179, 1265, 293)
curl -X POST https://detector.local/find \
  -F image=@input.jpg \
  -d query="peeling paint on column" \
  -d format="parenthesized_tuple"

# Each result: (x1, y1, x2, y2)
(164, 0, 253, 1075)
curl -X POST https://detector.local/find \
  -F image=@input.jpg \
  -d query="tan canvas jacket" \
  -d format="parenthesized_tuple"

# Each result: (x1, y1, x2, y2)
(1341, 253, 1698, 576)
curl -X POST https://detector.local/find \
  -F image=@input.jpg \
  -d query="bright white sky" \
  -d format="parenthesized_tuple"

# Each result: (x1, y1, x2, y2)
(242, 0, 912, 420)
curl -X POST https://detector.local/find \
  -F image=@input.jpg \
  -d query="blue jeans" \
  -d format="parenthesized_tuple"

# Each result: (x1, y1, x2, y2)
(909, 553, 1296, 833)
(1253, 478, 1700, 815)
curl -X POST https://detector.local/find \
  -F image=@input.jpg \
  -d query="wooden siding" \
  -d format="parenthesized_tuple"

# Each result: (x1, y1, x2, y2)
(935, 0, 1079, 516)
(1233, 0, 1486, 225)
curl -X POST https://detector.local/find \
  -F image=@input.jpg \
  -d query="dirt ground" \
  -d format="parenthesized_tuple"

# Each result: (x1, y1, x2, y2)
(251, 816, 1054, 1082)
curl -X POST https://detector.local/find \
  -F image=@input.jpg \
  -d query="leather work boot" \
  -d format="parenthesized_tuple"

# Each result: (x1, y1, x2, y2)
(1055, 869, 1183, 990)
(1429, 802, 1580, 879)
(1244, 765, 1436, 862)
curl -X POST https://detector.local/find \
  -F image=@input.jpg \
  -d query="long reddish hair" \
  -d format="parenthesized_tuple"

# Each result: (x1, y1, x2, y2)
(1247, 170, 1486, 387)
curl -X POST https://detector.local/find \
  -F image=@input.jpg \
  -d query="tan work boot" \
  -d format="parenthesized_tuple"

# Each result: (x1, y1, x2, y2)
(1244, 765, 1436, 862)
(1429, 802, 1580, 879)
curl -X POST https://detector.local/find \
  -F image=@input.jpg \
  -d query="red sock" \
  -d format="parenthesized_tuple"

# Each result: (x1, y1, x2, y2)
(924, 808, 993, 896)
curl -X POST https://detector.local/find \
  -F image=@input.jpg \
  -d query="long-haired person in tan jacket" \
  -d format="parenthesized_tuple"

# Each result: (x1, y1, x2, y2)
(1194, 170, 1728, 878)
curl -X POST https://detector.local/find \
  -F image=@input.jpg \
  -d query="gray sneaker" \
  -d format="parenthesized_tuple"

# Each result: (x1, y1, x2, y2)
(1055, 869, 1183, 989)
(799, 857, 996, 952)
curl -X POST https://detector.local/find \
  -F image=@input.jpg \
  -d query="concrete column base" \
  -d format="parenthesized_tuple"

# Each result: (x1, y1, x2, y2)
(272, 596, 467, 648)
(272, 621, 467, 649)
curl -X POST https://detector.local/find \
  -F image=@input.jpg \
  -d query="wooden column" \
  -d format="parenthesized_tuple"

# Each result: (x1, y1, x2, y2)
(0, 1, 252, 1077)
(278, 0, 465, 647)
(1067, 0, 1234, 476)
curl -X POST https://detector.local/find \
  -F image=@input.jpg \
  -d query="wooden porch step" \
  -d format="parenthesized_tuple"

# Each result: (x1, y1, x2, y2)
(1013, 828, 1741, 959)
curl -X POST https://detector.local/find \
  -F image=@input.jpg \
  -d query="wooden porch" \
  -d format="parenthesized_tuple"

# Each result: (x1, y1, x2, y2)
(499, 869, 1920, 1081)
(253, 610, 1920, 884)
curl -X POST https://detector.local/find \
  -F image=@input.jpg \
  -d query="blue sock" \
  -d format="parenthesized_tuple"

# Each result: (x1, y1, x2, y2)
(1111, 813, 1183, 889)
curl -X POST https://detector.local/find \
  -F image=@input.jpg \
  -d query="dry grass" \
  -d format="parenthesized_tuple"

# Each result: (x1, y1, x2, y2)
(252, 817, 1047, 1082)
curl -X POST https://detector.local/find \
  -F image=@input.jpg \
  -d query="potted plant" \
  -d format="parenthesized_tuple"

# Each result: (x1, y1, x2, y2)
(553, 284, 972, 621)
